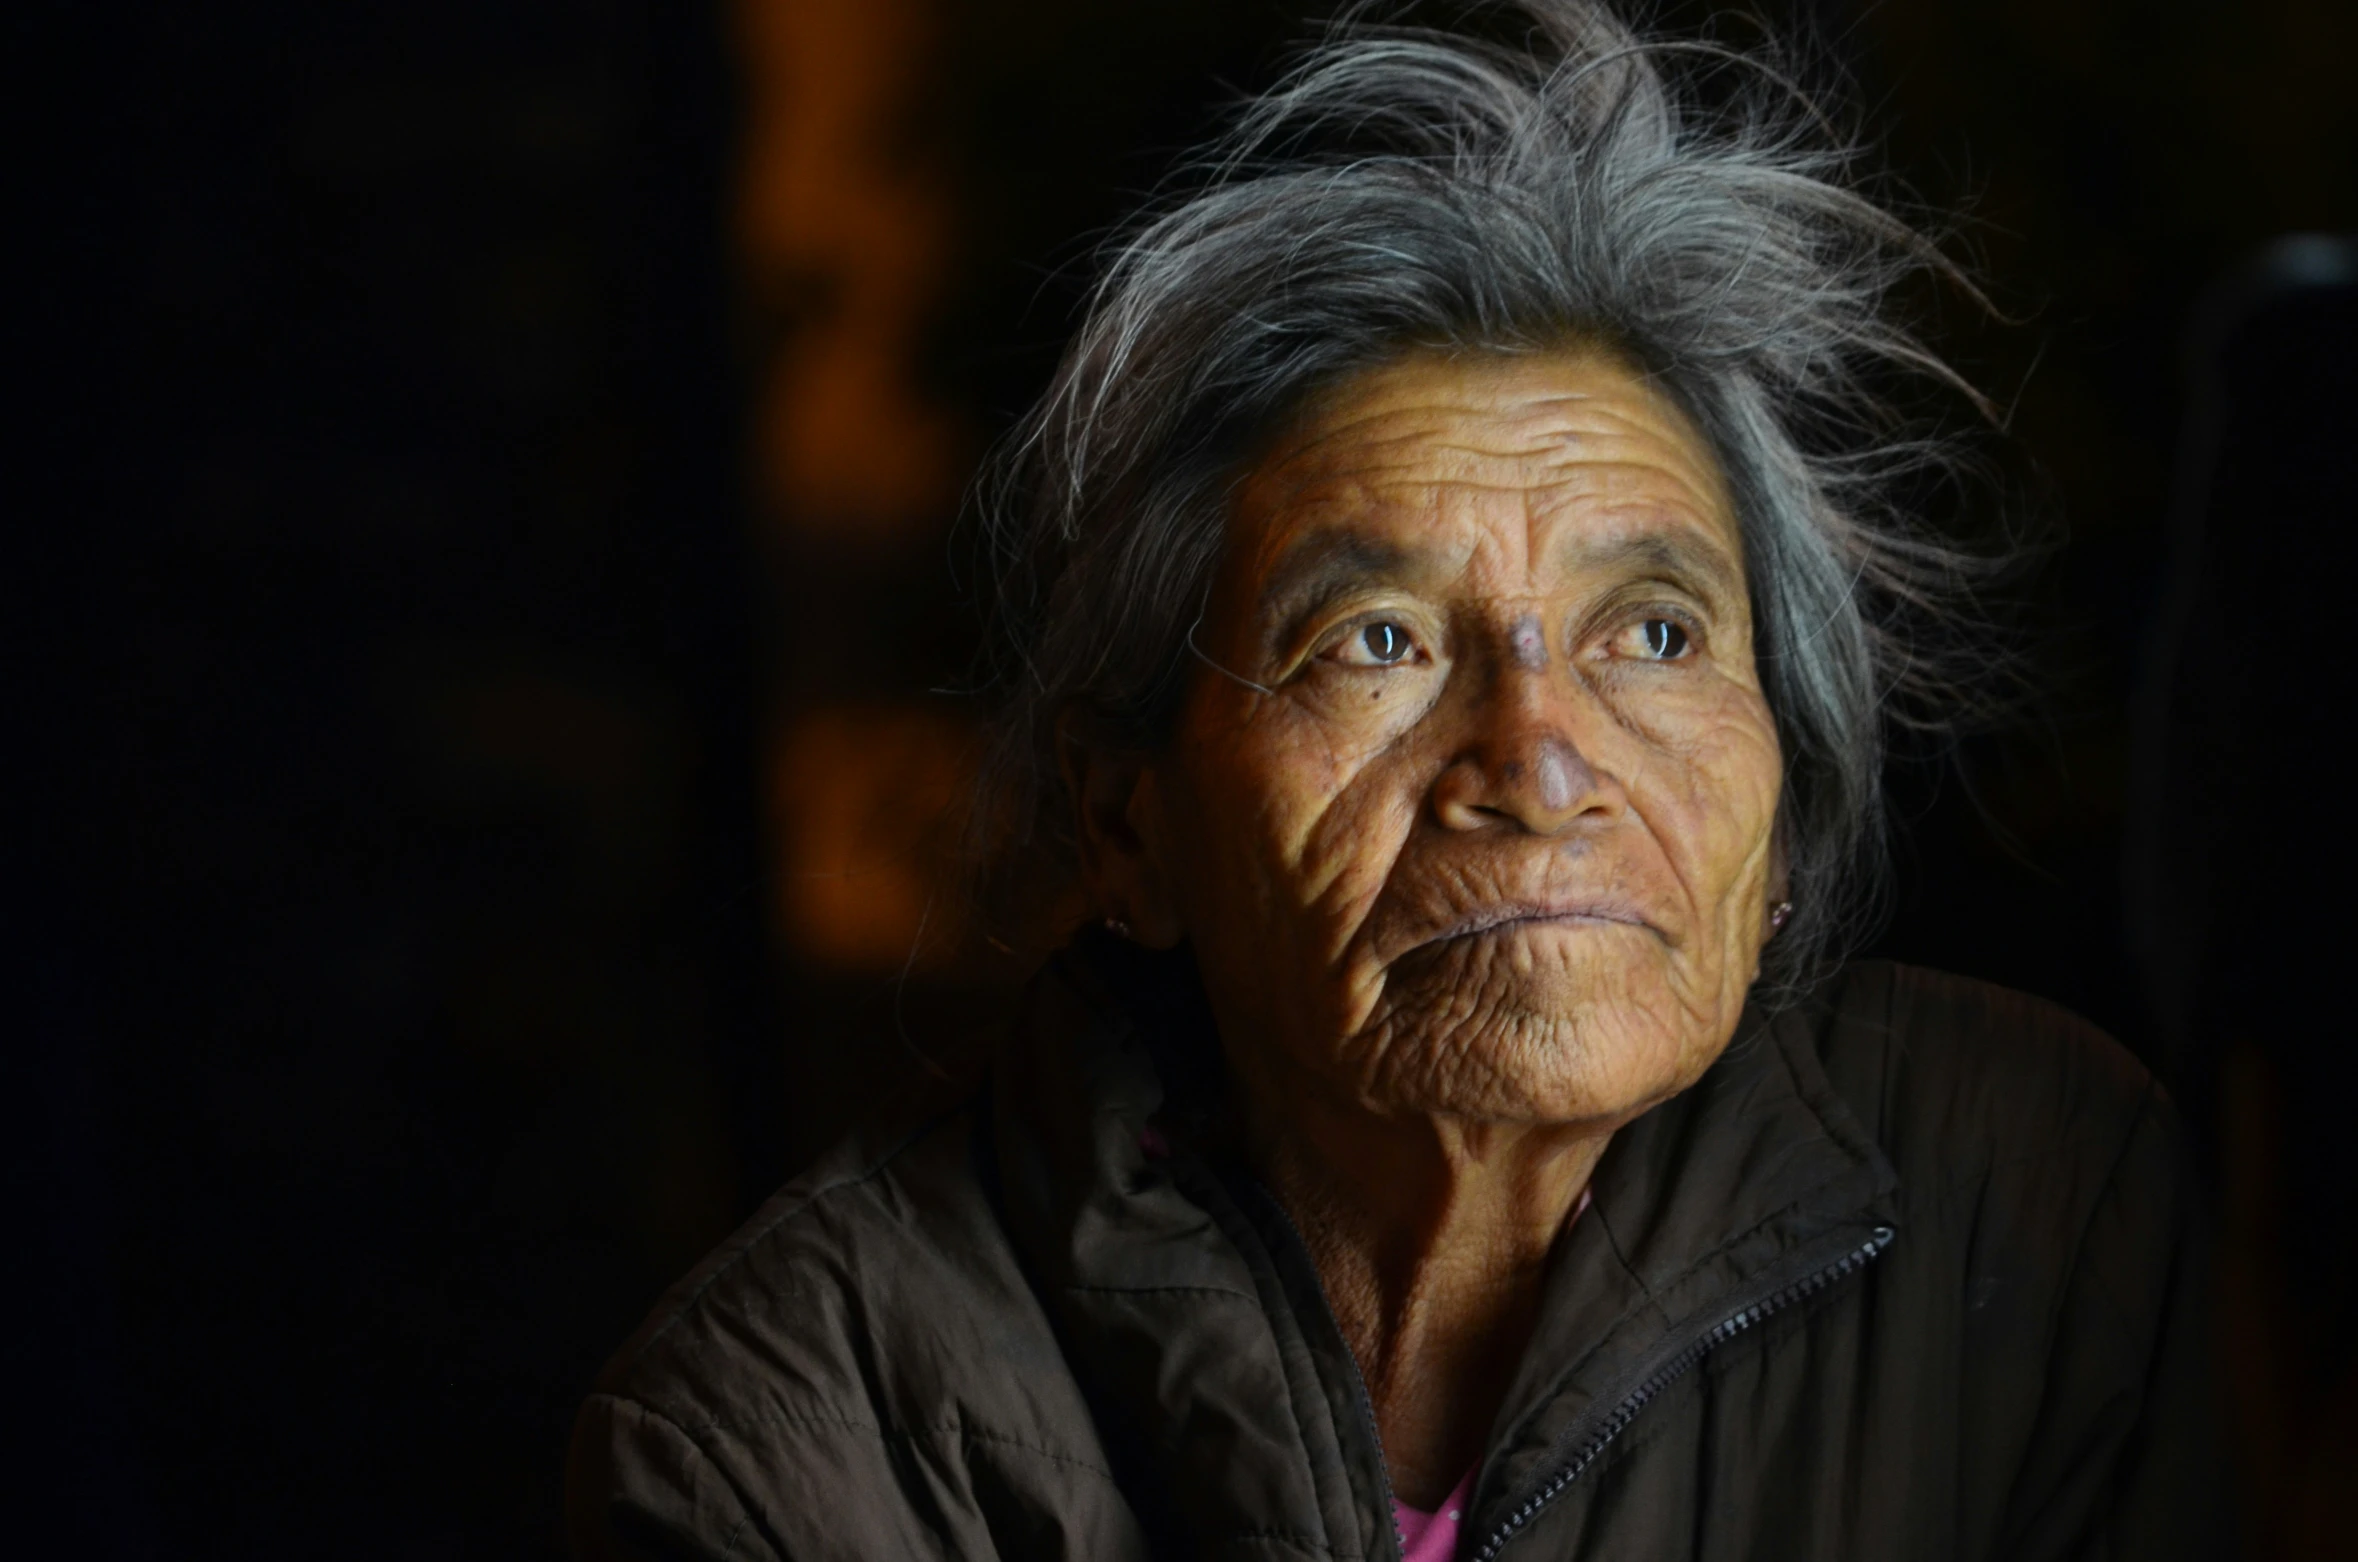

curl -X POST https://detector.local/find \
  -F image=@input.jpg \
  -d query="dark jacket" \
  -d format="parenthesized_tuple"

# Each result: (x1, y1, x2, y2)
(567, 954, 2226, 1560)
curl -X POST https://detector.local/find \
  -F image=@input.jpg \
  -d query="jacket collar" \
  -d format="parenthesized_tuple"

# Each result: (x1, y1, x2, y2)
(989, 937, 1900, 1559)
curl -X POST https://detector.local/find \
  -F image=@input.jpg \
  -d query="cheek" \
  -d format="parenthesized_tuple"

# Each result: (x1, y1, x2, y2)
(1628, 688, 1784, 901)
(1178, 699, 1418, 936)
(1289, 756, 1426, 948)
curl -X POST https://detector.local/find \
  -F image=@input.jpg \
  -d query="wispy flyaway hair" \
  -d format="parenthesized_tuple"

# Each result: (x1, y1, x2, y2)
(971, 0, 2002, 991)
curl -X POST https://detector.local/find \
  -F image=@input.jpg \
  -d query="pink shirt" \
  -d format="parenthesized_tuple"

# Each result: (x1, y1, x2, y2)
(1392, 1467, 1476, 1562)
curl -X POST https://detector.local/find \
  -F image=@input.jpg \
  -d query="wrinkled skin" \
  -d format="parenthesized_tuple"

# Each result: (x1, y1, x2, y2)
(1069, 348, 1786, 1503)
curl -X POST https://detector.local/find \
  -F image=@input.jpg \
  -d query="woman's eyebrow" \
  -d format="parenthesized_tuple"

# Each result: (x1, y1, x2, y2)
(1554, 526, 1744, 601)
(1248, 519, 1742, 640)
(1255, 531, 1430, 627)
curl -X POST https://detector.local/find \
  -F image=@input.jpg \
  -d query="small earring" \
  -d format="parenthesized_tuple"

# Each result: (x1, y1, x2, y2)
(1103, 915, 1134, 941)
(1769, 900, 1795, 932)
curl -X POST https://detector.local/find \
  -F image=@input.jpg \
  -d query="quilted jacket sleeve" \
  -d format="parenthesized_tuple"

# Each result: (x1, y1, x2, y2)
(1996, 1089, 2233, 1561)
(567, 1393, 781, 1562)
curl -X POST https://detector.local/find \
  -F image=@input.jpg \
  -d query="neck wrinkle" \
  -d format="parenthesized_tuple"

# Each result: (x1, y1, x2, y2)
(1240, 1086, 1610, 1509)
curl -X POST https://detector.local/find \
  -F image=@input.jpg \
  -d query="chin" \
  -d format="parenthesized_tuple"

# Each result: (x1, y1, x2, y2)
(1353, 929, 1736, 1124)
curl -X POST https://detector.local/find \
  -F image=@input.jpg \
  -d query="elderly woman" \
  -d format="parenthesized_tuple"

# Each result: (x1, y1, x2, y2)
(569, 5, 2222, 1558)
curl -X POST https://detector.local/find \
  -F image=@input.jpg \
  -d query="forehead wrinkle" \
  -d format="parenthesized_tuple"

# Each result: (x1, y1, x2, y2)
(1233, 350, 1742, 611)
(1254, 419, 1728, 526)
(1253, 387, 1592, 484)
(1264, 363, 1708, 469)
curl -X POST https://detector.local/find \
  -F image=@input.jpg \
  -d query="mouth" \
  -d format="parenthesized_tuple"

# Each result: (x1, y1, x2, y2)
(1418, 897, 1660, 950)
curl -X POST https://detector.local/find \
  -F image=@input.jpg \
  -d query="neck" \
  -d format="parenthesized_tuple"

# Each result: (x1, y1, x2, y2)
(1231, 1067, 1608, 1509)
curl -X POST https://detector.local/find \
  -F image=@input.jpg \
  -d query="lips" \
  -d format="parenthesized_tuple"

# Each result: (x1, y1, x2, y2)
(1416, 896, 1660, 950)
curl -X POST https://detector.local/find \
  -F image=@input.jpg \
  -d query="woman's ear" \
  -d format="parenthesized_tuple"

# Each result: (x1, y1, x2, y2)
(1057, 718, 1186, 948)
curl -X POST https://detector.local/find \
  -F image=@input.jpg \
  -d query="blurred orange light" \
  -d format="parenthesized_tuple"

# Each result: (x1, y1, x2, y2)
(771, 703, 974, 970)
(736, 0, 967, 540)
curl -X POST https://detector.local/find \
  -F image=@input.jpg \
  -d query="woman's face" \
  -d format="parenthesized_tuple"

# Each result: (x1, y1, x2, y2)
(1108, 349, 1784, 1127)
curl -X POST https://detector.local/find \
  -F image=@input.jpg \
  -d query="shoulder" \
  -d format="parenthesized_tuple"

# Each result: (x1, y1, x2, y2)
(568, 1080, 1111, 1558)
(1778, 962, 2199, 1361)
(1790, 960, 2169, 1193)
(1770, 973, 2225, 1547)
(590, 1079, 1060, 1437)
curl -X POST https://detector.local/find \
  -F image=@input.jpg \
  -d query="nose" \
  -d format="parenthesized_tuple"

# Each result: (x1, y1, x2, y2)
(1430, 638, 1623, 835)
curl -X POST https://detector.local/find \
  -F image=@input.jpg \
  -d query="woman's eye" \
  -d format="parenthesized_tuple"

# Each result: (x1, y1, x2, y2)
(1338, 621, 1414, 666)
(1637, 618, 1690, 659)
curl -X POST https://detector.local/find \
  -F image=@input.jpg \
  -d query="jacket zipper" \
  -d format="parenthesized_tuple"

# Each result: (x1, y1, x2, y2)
(1464, 1222, 1896, 1562)
(1232, 1175, 1410, 1562)
(1350, 1337, 1410, 1562)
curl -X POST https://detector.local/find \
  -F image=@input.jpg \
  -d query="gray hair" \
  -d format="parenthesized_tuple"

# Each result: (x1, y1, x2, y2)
(971, 0, 2000, 992)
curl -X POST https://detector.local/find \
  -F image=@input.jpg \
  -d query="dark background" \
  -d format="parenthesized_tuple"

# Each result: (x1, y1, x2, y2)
(16, 0, 2355, 1556)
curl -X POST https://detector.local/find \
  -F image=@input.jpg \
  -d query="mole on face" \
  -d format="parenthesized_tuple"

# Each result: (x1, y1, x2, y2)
(1508, 613, 1548, 670)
